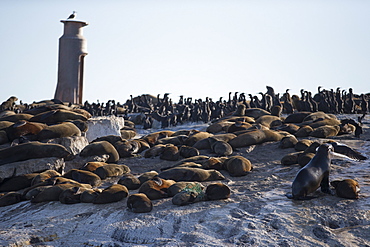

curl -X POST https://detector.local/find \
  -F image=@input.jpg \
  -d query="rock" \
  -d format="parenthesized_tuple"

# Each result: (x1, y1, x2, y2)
(0, 157, 64, 182)
(44, 136, 89, 155)
(85, 116, 125, 142)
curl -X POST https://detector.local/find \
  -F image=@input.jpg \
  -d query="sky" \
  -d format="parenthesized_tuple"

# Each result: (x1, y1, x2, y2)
(0, 0, 369, 105)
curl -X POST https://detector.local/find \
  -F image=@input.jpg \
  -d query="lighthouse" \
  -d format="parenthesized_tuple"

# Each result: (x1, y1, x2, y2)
(54, 17, 88, 104)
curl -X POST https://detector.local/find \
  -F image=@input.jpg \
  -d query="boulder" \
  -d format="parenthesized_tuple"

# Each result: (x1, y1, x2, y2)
(0, 157, 64, 182)
(85, 116, 125, 142)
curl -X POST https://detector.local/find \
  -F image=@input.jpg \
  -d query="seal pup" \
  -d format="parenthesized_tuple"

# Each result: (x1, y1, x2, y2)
(330, 179, 360, 199)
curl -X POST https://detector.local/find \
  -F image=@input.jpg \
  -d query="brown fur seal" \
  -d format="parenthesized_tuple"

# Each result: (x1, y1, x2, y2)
(138, 171, 159, 184)
(205, 183, 231, 200)
(118, 174, 141, 190)
(30, 109, 88, 124)
(31, 170, 61, 186)
(331, 179, 360, 199)
(142, 131, 174, 146)
(185, 131, 214, 147)
(158, 167, 225, 182)
(179, 145, 200, 158)
(281, 152, 302, 166)
(144, 144, 166, 158)
(284, 112, 311, 123)
(127, 193, 153, 213)
(228, 129, 286, 148)
(294, 125, 313, 137)
(0, 142, 71, 165)
(94, 164, 130, 180)
(167, 182, 205, 197)
(80, 188, 102, 203)
(0, 173, 38, 192)
(31, 183, 76, 203)
(209, 138, 233, 156)
(157, 135, 188, 146)
(244, 108, 271, 119)
(310, 125, 340, 138)
(113, 139, 140, 158)
(0, 113, 34, 123)
(59, 186, 90, 204)
(80, 162, 107, 172)
(0, 191, 22, 207)
(227, 121, 253, 133)
(223, 156, 253, 177)
(138, 177, 176, 200)
(80, 141, 119, 163)
(206, 120, 234, 134)
(308, 118, 341, 129)
(294, 139, 314, 151)
(93, 184, 129, 204)
(160, 144, 180, 161)
(255, 115, 282, 128)
(279, 135, 298, 149)
(5, 120, 47, 141)
(0, 130, 9, 145)
(63, 169, 102, 187)
(287, 143, 333, 200)
(37, 122, 81, 141)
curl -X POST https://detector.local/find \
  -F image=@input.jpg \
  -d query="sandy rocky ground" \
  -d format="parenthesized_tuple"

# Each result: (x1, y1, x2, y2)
(0, 115, 369, 247)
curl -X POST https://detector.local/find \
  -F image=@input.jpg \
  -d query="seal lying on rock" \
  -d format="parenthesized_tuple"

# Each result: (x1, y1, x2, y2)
(0, 142, 71, 165)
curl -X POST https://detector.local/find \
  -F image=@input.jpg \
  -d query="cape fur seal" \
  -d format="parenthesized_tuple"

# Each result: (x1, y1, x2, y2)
(93, 184, 129, 204)
(330, 179, 360, 199)
(127, 193, 153, 213)
(0, 142, 71, 165)
(287, 142, 367, 200)
(158, 167, 225, 182)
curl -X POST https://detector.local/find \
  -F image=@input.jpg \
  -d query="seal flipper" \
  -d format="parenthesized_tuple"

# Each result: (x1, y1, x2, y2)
(320, 175, 331, 194)
(285, 193, 316, 200)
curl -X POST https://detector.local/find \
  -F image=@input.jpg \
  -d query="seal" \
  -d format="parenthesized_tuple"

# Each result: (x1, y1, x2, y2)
(287, 143, 334, 200)
(94, 164, 130, 180)
(0, 191, 22, 207)
(29, 109, 88, 124)
(138, 177, 176, 200)
(160, 144, 180, 161)
(5, 120, 47, 142)
(330, 179, 360, 199)
(59, 186, 89, 204)
(63, 169, 102, 187)
(80, 141, 120, 163)
(37, 122, 81, 141)
(228, 129, 286, 149)
(158, 167, 225, 182)
(31, 170, 61, 186)
(127, 193, 153, 213)
(205, 183, 231, 200)
(31, 183, 77, 203)
(0, 142, 71, 165)
(80, 162, 107, 172)
(80, 188, 102, 203)
(179, 145, 200, 158)
(93, 184, 129, 204)
(118, 173, 141, 190)
(0, 173, 38, 192)
(223, 155, 253, 177)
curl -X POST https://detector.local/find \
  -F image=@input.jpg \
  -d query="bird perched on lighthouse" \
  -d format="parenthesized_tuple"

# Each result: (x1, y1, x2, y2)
(67, 11, 77, 19)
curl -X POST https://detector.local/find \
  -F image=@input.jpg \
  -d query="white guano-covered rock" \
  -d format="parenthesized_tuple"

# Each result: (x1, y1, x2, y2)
(85, 116, 125, 142)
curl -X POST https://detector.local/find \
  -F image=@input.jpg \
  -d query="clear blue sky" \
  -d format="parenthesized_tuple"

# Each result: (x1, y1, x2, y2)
(1, 0, 369, 104)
